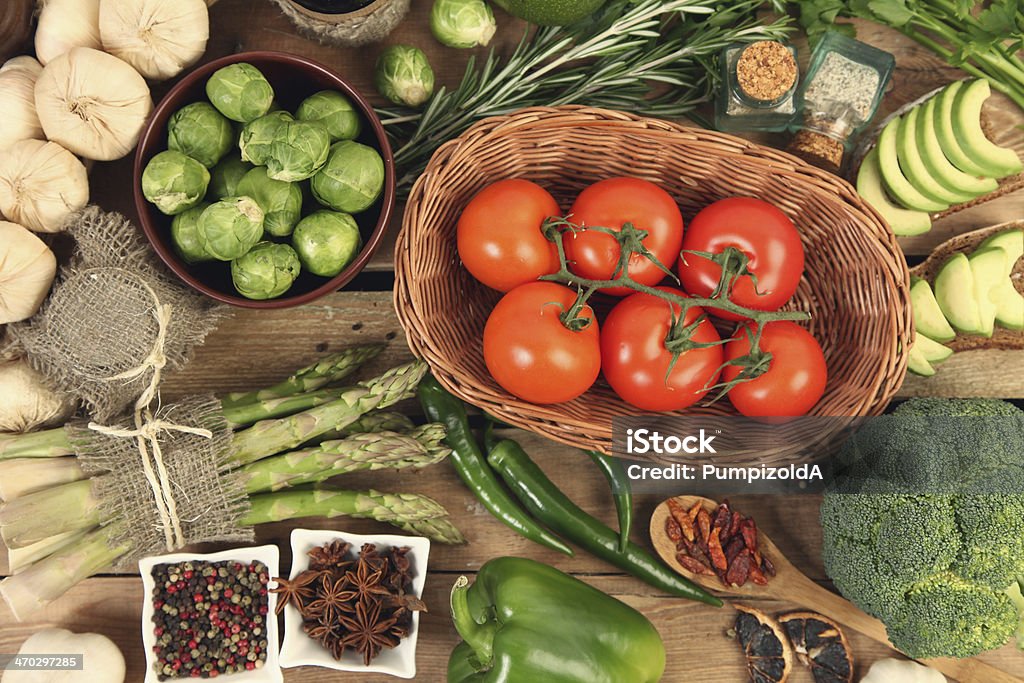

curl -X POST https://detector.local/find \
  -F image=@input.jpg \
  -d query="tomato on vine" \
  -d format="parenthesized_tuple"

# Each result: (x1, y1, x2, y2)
(564, 177, 684, 296)
(483, 281, 601, 404)
(601, 288, 723, 411)
(677, 197, 804, 321)
(457, 179, 561, 292)
(722, 321, 826, 418)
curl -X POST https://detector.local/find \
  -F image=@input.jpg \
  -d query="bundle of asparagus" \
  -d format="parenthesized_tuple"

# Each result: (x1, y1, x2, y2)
(0, 346, 463, 620)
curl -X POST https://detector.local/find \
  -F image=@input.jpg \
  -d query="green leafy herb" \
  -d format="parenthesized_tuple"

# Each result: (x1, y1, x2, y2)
(377, 0, 791, 192)
(793, 0, 1024, 109)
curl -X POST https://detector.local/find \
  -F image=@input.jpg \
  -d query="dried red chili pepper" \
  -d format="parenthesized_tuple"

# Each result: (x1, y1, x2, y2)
(697, 508, 712, 545)
(749, 564, 769, 586)
(708, 527, 727, 571)
(668, 499, 695, 542)
(678, 553, 715, 575)
(725, 536, 745, 564)
(726, 549, 752, 586)
(666, 516, 682, 543)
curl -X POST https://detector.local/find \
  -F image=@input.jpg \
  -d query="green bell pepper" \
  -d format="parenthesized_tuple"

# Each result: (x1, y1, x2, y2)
(447, 556, 666, 682)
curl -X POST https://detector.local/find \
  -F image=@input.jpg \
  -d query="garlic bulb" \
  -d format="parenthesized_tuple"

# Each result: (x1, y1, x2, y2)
(0, 56, 44, 152)
(99, 0, 210, 81)
(0, 140, 89, 233)
(35, 0, 103, 66)
(0, 221, 57, 324)
(0, 358, 75, 433)
(34, 47, 153, 161)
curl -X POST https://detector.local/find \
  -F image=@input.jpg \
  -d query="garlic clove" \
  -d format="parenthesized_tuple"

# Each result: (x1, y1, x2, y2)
(0, 140, 89, 233)
(99, 0, 210, 82)
(34, 0, 103, 66)
(34, 47, 153, 162)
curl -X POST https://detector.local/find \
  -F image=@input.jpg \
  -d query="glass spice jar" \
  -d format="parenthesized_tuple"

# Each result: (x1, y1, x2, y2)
(787, 31, 895, 173)
(715, 40, 800, 133)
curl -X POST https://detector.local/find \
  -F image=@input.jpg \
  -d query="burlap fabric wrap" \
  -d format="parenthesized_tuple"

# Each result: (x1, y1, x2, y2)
(6, 207, 225, 421)
(67, 397, 253, 570)
(268, 0, 410, 47)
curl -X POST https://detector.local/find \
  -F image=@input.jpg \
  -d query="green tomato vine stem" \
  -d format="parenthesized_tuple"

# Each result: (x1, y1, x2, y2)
(539, 217, 811, 398)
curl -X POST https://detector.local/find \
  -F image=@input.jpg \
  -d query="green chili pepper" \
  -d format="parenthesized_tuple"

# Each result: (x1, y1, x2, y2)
(447, 556, 666, 683)
(417, 376, 573, 556)
(587, 450, 633, 552)
(487, 438, 721, 606)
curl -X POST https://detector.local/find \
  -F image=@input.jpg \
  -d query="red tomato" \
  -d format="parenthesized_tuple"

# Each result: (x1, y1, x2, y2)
(677, 197, 804, 321)
(723, 321, 827, 418)
(483, 281, 601, 404)
(564, 177, 684, 296)
(601, 288, 723, 411)
(457, 179, 561, 292)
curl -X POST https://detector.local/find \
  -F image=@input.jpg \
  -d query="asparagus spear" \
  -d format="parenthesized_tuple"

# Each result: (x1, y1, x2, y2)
(389, 516, 466, 545)
(8, 530, 88, 574)
(316, 410, 416, 442)
(239, 425, 449, 494)
(221, 345, 383, 409)
(222, 388, 344, 429)
(0, 480, 102, 549)
(0, 524, 130, 622)
(229, 361, 427, 465)
(0, 457, 86, 502)
(240, 487, 461, 536)
(0, 428, 73, 461)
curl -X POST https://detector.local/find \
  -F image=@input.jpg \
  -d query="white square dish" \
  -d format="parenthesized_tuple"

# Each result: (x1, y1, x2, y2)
(278, 528, 430, 678)
(139, 545, 282, 683)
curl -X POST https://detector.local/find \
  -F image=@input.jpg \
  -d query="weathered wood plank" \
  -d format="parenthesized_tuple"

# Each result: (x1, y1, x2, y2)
(3, 575, 1021, 682)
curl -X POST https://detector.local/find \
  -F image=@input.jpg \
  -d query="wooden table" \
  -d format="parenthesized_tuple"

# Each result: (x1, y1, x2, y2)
(2, 2, 1023, 682)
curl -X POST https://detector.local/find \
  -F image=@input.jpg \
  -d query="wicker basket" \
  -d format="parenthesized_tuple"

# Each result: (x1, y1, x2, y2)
(394, 107, 911, 461)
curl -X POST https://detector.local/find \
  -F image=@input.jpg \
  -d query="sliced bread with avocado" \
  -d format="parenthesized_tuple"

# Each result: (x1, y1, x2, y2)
(934, 252, 984, 334)
(952, 79, 1023, 178)
(857, 149, 931, 236)
(967, 247, 1007, 337)
(896, 107, 975, 205)
(979, 228, 1024, 330)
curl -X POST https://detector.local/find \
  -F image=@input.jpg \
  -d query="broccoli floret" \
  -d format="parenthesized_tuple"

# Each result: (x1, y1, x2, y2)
(821, 398, 1024, 659)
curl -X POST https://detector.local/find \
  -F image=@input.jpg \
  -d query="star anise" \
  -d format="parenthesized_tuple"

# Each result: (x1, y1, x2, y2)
(306, 575, 358, 624)
(307, 540, 353, 571)
(358, 543, 388, 571)
(302, 620, 336, 649)
(345, 557, 392, 604)
(339, 599, 401, 666)
(269, 570, 321, 615)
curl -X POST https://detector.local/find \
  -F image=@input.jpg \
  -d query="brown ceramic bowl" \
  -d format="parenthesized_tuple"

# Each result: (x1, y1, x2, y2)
(134, 51, 395, 308)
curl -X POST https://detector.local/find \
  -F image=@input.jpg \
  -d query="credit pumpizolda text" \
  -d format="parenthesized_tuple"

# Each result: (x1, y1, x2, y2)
(623, 428, 825, 484)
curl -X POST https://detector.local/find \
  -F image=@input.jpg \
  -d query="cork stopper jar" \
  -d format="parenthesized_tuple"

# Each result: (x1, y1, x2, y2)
(787, 32, 895, 173)
(715, 41, 800, 133)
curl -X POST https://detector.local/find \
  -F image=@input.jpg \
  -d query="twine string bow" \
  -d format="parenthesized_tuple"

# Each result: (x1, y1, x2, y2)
(87, 275, 212, 551)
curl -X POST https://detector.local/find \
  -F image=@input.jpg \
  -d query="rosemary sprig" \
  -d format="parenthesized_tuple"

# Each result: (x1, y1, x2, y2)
(377, 0, 792, 192)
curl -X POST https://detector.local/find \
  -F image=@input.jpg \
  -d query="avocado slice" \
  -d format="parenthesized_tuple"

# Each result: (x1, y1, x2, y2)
(910, 276, 956, 342)
(917, 97, 998, 197)
(952, 79, 1024, 178)
(914, 331, 954, 363)
(968, 247, 1007, 337)
(857, 149, 932, 236)
(979, 228, 1024, 264)
(935, 252, 983, 334)
(877, 117, 948, 212)
(907, 342, 936, 376)
(897, 107, 975, 205)
(978, 229, 1024, 330)
(935, 82, 993, 177)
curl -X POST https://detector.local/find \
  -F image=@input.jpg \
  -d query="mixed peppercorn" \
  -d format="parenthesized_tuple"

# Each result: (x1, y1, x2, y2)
(666, 498, 775, 587)
(150, 560, 270, 680)
(272, 540, 424, 666)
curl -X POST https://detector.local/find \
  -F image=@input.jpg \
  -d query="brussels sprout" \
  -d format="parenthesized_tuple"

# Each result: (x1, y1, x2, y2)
(142, 150, 210, 216)
(231, 242, 301, 300)
(239, 110, 293, 166)
(170, 203, 213, 264)
(208, 156, 253, 200)
(167, 102, 234, 168)
(430, 0, 496, 49)
(206, 63, 275, 123)
(235, 167, 303, 237)
(311, 141, 385, 214)
(197, 196, 265, 261)
(374, 45, 435, 108)
(292, 210, 362, 277)
(296, 90, 362, 143)
(264, 120, 331, 183)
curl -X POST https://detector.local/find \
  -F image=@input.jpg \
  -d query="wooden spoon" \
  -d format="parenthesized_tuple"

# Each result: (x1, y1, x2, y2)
(650, 495, 1022, 683)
